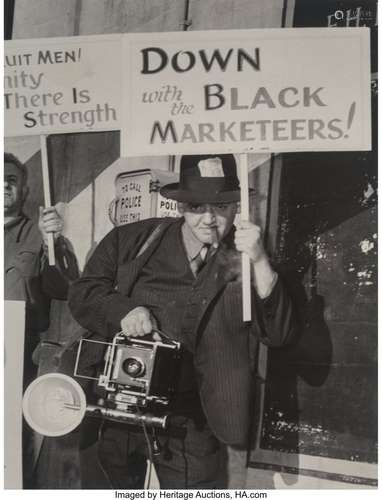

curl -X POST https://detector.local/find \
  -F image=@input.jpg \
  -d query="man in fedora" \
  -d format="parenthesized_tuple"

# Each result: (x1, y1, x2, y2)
(69, 154, 296, 489)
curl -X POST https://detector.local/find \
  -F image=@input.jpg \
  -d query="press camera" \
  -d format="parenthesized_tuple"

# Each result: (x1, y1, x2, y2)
(23, 332, 181, 437)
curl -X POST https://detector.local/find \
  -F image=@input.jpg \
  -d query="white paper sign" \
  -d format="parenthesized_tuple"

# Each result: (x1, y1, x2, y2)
(5, 35, 122, 136)
(122, 28, 371, 156)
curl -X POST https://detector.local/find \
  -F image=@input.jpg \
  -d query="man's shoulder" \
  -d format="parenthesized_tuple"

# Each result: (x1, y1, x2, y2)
(11, 214, 42, 252)
(115, 217, 179, 237)
(111, 217, 180, 252)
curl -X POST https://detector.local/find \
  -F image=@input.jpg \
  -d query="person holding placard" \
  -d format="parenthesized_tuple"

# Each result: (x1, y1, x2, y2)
(4, 152, 79, 487)
(69, 154, 296, 489)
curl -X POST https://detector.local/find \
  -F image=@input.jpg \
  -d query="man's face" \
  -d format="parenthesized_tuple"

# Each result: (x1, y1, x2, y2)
(4, 162, 25, 215)
(179, 202, 238, 244)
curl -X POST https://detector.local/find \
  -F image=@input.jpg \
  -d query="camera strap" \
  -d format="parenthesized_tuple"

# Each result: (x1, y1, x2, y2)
(135, 221, 169, 258)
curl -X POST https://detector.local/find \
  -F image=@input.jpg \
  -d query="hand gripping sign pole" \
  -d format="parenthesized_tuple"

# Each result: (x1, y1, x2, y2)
(40, 135, 55, 266)
(239, 153, 252, 322)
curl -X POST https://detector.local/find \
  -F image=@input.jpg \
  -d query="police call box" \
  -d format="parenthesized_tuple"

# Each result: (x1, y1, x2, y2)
(109, 169, 179, 226)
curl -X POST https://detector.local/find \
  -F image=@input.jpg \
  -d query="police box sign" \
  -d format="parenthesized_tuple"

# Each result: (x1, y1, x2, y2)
(110, 170, 179, 226)
(122, 28, 371, 156)
(157, 194, 178, 219)
(112, 172, 152, 225)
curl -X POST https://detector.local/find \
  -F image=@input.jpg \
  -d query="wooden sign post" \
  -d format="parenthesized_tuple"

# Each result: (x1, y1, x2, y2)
(239, 153, 252, 322)
(40, 135, 55, 266)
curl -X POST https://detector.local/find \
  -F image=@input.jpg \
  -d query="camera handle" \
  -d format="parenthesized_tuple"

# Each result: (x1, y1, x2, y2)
(152, 328, 180, 347)
(114, 328, 180, 348)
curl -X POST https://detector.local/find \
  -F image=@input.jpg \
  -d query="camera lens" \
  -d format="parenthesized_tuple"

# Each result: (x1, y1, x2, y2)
(122, 357, 145, 378)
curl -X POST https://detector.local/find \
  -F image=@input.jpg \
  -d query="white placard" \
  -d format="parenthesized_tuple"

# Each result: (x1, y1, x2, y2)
(122, 28, 371, 156)
(5, 35, 122, 136)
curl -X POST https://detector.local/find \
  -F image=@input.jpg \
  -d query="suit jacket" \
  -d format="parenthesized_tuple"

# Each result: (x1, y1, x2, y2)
(69, 217, 296, 445)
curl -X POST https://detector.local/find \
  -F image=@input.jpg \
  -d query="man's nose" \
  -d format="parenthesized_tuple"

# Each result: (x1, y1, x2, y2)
(202, 205, 216, 223)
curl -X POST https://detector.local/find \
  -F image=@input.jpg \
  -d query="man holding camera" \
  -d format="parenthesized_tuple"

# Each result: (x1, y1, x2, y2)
(69, 154, 296, 489)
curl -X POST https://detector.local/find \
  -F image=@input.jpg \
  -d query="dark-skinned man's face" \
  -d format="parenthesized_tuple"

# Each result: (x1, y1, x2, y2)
(4, 162, 26, 216)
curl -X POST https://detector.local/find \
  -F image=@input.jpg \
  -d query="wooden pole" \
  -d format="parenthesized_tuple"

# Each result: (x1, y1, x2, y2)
(40, 135, 55, 266)
(239, 153, 252, 322)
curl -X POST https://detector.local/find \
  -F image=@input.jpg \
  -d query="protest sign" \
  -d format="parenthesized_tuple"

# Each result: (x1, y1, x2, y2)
(4, 34, 122, 136)
(5, 29, 371, 149)
(5, 34, 123, 264)
(122, 28, 371, 157)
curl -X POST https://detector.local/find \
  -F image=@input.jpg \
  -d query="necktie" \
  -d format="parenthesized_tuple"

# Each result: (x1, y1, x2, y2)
(190, 245, 214, 276)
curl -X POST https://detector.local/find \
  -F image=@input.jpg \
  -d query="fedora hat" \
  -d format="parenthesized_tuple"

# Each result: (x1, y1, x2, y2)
(160, 154, 240, 203)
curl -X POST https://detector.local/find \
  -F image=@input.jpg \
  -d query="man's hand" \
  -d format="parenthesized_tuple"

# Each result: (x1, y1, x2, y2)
(234, 220, 267, 263)
(121, 306, 160, 339)
(38, 206, 64, 245)
(235, 220, 278, 299)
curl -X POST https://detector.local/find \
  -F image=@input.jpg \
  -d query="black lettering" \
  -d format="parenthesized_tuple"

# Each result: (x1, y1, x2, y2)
(237, 48, 260, 71)
(304, 87, 326, 107)
(257, 120, 271, 140)
(4, 94, 12, 109)
(65, 50, 76, 63)
(198, 123, 215, 142)
(172, 51, 196, 72)
(24, 111, 37, 128)
(279, 87, 299, 107)
(251, 87, 276, 108)
(290, 119, 306, 140)
(79, 89, 90, 103)
(141, 47, 168, 74)
(204, 84, 225, 110)
(150, 120, 178, 143)
(38, 50, 53, 64)
(328, 118, 344, 139)
(308, 119, 326, 139)
(231, 88, 248, 110)
(199, 49, 233, 71)
(219, 121, 237, 141)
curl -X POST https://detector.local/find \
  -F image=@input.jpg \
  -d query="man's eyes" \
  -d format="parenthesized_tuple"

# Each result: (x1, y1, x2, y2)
(189, 204, 202, 211)
(4, 176, 18, 184)
(187, 203, 230, 212)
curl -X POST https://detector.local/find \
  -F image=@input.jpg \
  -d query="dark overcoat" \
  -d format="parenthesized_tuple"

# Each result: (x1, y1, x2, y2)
(69, 217, 296, 445)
